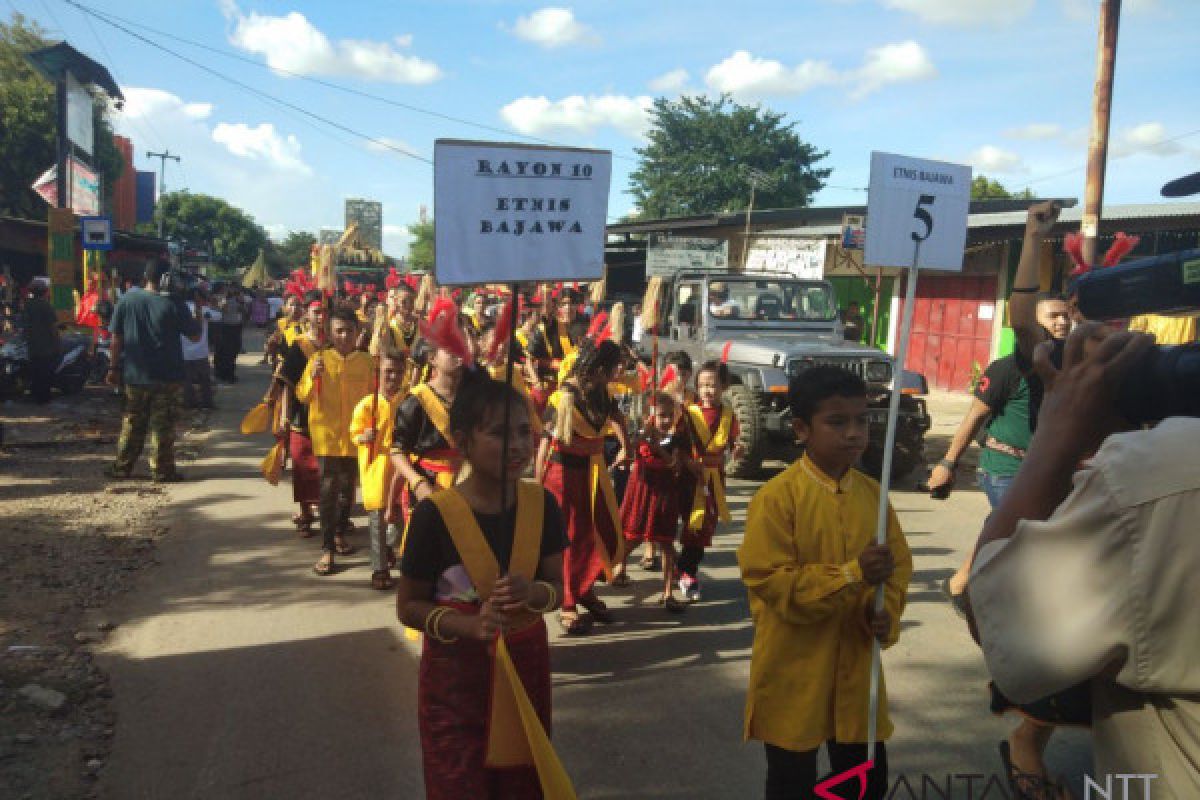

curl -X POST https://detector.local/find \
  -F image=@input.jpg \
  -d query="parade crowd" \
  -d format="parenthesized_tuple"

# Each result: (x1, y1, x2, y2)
(95, 202, 1200, 800)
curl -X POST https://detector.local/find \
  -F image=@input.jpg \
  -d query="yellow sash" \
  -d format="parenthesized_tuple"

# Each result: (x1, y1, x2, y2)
(429, 484, 577, 799)
(687, 405, 734, 531)
(411, 383, 453, 445)
(552, 392, 624, 576)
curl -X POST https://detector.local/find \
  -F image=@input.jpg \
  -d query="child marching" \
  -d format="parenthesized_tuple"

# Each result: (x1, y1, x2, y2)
(618, 391, 689, 613)
(296, 306, 375, 576)
(677, 360, 742, 601)
(738, 367, 911, 800)
(350, 351, 406, 591)
(396, 374, 570, 800)
(535, 338, 631, 636)
(275, 291, 326, 537)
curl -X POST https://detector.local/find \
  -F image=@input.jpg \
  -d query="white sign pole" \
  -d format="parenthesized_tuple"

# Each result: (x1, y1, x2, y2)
(861, 151, 971, 763)
(865, 238, 920, 762)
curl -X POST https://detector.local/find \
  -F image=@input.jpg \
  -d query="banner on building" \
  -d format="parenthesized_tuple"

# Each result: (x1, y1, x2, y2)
(47, 208, 78, 320)
(841, 214, 866, 250)
(66, 73, 94, 156)
(31, 156, 100, 216)
(745, 237, 827, 280)
(646, 235, 729, 277)
(433, 139, 612, 286)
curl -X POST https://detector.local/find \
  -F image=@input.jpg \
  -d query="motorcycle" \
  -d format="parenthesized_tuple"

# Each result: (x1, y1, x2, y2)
(0, 331, 93, 399)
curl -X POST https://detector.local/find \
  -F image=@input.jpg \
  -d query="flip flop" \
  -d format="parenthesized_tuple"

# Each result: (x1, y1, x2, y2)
(998, 741, 1066, 800)
(313, 558, 335, 576)
(334, 538, 356, 556)
(559, 612, 593, 636)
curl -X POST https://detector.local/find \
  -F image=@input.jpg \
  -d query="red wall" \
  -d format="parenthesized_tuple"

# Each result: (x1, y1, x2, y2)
(902, 273, 997, 392)
(112, 135, 136, 232)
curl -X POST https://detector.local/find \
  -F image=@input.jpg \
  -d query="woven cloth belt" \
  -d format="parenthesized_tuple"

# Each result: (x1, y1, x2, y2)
(984, 436, 1026, 460)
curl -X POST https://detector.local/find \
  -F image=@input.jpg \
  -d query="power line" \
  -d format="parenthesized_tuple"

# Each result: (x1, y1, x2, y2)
(64, 0, 434, 165)
(62, 0, 639, 164)
(1022, 127, 1200, 186)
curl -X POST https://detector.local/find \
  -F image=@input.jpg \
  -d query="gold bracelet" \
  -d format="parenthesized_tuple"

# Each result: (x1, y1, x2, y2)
(425, 607, 459, 643)
(525, 581, 558, 614)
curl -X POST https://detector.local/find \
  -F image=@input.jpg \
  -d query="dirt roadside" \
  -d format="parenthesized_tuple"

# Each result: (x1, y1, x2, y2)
(0, 385, 213, 799)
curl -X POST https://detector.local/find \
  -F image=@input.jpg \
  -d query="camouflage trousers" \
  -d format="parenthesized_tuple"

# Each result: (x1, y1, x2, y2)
(115, 383, 182, 478)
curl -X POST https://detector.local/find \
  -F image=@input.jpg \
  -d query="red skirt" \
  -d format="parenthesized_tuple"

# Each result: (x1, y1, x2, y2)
(620, 461, 679, 544)
(418, 615, 550, 800)
(543, 460, 618, 610)
(288, 430, 320, 505)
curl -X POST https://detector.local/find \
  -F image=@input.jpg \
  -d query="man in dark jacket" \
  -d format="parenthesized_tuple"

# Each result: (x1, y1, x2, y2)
(20, 281, 60, 404)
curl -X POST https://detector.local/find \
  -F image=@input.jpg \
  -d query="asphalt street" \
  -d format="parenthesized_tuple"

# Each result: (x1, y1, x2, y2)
(94, 345, 1090, 799)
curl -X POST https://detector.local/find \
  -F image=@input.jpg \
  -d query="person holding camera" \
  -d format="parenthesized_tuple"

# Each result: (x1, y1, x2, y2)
(968, 323, 1200, 799)
(107, 260, 201, 482)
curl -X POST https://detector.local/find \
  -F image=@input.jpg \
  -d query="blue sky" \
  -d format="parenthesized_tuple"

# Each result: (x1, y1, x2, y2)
(11, 0, 1198, 257)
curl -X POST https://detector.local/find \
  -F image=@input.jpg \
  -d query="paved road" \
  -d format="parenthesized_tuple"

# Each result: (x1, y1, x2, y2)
(95, 351, 1090, 799)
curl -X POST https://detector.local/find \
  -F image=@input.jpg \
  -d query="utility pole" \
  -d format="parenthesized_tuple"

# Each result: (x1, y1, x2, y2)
(146, 149, 181, 239)
(740, 166, 778, 270)
(1081, 0, 1122, 267)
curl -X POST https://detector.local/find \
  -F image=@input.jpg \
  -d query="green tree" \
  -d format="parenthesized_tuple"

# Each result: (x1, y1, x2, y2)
(628, 94, 830, 219)
(971, 174, 1035, 201)
(0, 13, 123, 218)
(275, 230, 317, 271)
(407, 220, 433, 272)
(152, 191, 268, 268)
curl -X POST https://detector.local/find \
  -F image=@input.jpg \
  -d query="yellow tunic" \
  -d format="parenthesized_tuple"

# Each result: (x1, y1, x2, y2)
(1128, 313, 1198, 345)
(277, 317, 305, 347)
(296, 349, 375, 457)
(349, 393, 395, 511)
(737, 453, 912, 752)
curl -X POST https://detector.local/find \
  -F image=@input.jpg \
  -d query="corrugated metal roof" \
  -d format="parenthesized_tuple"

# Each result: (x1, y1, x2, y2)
(770, 202, 1200, 238)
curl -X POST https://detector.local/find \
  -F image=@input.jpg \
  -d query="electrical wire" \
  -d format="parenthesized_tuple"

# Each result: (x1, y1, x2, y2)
(64, 0, 434, 165)
(62, 0, 639, 163)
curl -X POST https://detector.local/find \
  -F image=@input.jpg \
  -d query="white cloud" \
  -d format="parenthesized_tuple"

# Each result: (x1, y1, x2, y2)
(648, 68, 690, 93)
(366, 137, 422, 159)
(224, 3, 441, 84)
(851, 40, 937, 99)
(383, 223, 414, 257)
(121, 87, 214, 121)
(705, 51, 838, 96)
(1003, 123, 1064, 141)
(704, 41, 934, 100)
(1113, 122, 1186, 158)
(508, 8, 599, 48)
(500, 94, 653, 138)
(966, 145, 1027, 174)
(212, 122, 312, 175)
(882, 0, 1034, 25)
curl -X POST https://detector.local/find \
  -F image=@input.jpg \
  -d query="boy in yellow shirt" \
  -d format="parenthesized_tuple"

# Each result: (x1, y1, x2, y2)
(297, 307, 375, 576)
(349, 351, 405, 591)
(738, 366, 911, 800)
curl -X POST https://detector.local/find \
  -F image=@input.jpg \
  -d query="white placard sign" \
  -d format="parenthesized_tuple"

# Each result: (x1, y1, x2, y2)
(66, 73, 94, 156)
(646, 235, 729, 277)
(745, 237, 827, 279)
(433, 139, 612, 286)
(864, 152, 971, 272)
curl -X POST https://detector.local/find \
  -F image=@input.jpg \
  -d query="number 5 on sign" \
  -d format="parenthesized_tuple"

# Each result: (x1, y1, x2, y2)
(864, 152, 971, 271)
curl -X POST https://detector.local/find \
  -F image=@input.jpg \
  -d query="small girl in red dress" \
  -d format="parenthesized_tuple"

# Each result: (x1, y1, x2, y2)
(619, 391, 690, 613)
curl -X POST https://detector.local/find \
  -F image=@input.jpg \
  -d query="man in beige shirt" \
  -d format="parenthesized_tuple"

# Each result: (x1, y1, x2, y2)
(968, 323, 1200, 799)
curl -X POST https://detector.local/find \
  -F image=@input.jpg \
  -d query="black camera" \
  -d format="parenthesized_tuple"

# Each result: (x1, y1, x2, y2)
(1073, 248, 1200, 422)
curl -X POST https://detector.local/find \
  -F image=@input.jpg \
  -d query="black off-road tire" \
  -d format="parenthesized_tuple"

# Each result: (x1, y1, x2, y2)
(726, 383, 766, 480)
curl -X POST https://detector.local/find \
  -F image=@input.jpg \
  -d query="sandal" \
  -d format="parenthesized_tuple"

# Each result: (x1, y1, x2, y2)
(559, 611, 593, 636)
(662, 594, 686, 614)
(334, 536, 356, 556)
(370, 570, 394, 591)
(580, 596, 615, 625)
(998, 741, 1067, 800)
(313, 556, 335, 576)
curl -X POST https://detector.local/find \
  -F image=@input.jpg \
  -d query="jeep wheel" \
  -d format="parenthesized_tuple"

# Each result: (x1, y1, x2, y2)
(726, 383, 765, 480)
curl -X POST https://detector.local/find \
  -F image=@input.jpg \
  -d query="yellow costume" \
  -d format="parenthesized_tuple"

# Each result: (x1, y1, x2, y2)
(685, 404, 734, 531)
(296, 349, 375, 457)
(737, 454, 912, 752)
(349, 393, 395, 511)
(1128, 313, 1198, 345)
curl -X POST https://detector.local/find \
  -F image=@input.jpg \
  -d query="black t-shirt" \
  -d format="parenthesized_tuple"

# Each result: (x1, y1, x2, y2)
(1013, 338, 1065, 432)
(392, 391, 453, 455)
(400, 489, 567, 584)
(109, 288, 199, 385)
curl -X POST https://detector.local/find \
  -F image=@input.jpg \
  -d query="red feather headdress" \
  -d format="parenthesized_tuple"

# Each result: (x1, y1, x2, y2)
(586, 310, 611, 343)
(385, 268, 402, 290)
(420, 297, 474, 367)
(658, 364, 678, 390)
(1065, 231, 1141, 277)
(485, 293, 520, 364)
(284, 268, 316, 300)
(637, 362, 654, 392)
(721, 341, 733, 364)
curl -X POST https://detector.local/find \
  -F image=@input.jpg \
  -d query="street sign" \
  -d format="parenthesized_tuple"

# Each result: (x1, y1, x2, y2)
(841, 214, 865, 250)
(864, 152, 971, 271)
(80, 216, 112, 251)
(434, 139, 612, 286)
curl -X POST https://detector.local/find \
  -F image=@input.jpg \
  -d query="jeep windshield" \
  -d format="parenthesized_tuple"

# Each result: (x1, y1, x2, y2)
(707, 279, 836, 325)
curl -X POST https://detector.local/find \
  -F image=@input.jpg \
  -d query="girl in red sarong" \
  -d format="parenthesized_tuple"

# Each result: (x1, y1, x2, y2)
(274, 293, 326, 536)
(397, 374, 568, 800)
(534, 339, 631, 636)
(618, 391, 690, 613)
